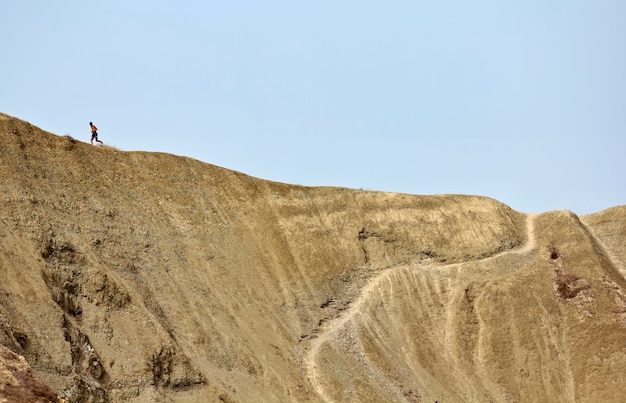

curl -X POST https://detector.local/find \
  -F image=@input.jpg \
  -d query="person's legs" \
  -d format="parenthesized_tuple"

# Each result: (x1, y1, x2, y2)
(91, 132, 103, 145)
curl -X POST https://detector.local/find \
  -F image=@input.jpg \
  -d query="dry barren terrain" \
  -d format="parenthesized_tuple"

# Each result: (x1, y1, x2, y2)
(1, 113, 625, 402)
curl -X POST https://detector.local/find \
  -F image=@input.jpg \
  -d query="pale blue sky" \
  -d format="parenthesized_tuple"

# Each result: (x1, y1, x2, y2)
(2, 1, 624, 214)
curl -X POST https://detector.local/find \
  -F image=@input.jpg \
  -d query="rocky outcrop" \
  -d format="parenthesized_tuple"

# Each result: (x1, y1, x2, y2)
(0, 344, 61, 402)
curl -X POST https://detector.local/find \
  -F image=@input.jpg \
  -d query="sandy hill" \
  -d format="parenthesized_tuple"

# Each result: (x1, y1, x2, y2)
(0, 112, 625, 402)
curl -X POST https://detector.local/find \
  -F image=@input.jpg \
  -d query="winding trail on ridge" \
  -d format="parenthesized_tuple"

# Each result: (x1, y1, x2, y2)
(303, 213, 540, 402)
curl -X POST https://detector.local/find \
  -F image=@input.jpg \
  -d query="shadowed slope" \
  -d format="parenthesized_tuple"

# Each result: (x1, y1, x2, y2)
(0, 113, 624, 402)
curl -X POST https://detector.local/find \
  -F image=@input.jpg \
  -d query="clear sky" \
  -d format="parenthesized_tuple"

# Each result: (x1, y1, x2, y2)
(2, 1, 624, 215)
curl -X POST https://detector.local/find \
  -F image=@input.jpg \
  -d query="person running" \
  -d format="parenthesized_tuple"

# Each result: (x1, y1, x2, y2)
(90, 122, 103, 145)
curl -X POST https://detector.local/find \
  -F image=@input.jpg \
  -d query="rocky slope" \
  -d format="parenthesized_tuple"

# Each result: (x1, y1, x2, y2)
(0, 112, 625, 402)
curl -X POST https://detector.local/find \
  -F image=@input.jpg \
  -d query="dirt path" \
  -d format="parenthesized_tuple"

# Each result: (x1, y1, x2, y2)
(303, 213, 539, 402)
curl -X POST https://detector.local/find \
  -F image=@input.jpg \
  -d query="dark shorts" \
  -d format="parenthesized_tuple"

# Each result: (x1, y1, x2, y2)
(91, 132, 98, 140)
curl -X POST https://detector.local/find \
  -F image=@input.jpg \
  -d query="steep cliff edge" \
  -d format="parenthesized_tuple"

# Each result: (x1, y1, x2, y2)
(0, 113, 624, 402)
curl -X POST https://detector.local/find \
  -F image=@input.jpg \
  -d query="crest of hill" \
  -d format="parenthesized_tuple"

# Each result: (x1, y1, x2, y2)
(0, 112, 625, 402)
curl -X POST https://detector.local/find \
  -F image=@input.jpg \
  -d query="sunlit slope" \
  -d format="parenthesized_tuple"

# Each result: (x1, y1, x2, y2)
(0, 113, 624, 402)
(308, 210, 626, 402)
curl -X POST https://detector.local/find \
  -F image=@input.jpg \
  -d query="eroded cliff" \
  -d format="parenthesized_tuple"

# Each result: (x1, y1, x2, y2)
(0, 113, 624, 402)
